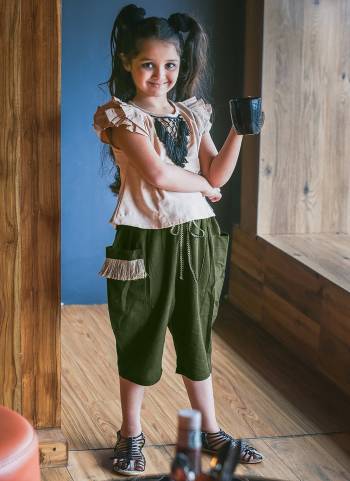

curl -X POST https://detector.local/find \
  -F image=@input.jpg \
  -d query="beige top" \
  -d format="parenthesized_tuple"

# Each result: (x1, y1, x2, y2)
(93, 96, 216, 229)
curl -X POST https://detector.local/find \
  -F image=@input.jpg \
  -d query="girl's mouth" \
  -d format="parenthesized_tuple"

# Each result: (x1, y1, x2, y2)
(149, 82, 168, 87)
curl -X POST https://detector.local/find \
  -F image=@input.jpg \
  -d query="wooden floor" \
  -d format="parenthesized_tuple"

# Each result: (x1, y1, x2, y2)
(41, 300, 350, 481)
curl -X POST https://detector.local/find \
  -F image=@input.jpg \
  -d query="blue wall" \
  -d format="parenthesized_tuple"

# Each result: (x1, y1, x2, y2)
(62, 0, 244, 304)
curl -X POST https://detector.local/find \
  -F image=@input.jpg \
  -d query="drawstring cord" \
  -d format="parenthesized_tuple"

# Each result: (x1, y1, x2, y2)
(169, 220, 206, 283)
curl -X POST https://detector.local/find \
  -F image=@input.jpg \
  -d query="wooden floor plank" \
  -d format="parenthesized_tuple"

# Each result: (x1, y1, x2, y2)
(41, 466, 74, 481)
(66, 445, 172, 480)
(214, 301, 350, 435)
(165, 443, 299, 480)
(265, 433, 350, 481)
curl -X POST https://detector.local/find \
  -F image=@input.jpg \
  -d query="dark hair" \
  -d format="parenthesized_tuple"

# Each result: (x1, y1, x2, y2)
(98, 4, 213, 195)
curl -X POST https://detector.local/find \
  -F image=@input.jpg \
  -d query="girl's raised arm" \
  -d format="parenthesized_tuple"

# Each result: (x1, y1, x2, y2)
(199, 98, 265, 188)
(199, 129, 243, 189)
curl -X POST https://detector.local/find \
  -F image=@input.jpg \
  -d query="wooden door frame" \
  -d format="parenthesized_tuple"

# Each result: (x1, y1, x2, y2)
(1, 0, 68, 466)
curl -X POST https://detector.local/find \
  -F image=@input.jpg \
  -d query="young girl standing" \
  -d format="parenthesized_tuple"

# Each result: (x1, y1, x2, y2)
(93, 3, 264, 475)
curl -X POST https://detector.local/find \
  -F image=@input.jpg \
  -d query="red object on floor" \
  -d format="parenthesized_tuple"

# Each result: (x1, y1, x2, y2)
(0, 405, 41, 481)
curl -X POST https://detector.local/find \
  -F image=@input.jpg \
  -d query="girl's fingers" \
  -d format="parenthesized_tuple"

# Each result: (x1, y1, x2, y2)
(207, 194, 222, 202)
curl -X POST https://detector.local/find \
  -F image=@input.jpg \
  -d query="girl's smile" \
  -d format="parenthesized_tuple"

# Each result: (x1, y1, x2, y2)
(148, 82, 168, 87)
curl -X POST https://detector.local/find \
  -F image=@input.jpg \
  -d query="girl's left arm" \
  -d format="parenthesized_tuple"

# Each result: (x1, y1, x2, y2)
(199, 129, 243, 188)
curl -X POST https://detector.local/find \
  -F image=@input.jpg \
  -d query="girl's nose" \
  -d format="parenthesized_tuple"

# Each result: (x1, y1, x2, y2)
(152, 67, 166, 79)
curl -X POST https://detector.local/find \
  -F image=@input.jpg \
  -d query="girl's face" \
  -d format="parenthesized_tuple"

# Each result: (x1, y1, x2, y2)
(121, 38, 180, 99)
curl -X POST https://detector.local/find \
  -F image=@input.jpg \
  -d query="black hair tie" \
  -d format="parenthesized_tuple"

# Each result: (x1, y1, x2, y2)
(117, 4, 146, 30)
(168, 13, 192, 33)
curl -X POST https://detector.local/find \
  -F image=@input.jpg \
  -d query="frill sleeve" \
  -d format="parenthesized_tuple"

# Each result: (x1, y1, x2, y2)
(181, 96, 213, 136)
(93, 96, 151, 144)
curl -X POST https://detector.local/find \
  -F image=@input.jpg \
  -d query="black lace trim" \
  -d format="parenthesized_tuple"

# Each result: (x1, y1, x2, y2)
(154, 115, 190, 168)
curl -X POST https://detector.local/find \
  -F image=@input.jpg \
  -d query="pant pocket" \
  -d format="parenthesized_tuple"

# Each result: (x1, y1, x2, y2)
(99, 245, 148, 280)
(99, 246, 150, 331)
(211, 231, 230, 324)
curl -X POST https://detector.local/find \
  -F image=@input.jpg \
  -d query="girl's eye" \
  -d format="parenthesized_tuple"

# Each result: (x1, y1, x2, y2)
(141, 63, 177, 70)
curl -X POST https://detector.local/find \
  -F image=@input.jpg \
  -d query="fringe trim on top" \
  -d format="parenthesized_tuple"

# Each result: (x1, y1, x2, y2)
(98, 257, 148, 280)
(154, 115, 190, 168)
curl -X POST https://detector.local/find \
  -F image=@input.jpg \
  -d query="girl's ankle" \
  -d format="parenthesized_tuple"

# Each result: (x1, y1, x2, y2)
(202, 425, 221, 433)
(120, 427, 143, 438)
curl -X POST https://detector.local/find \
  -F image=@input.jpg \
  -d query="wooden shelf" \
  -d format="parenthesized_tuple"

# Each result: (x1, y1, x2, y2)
(260, 233, 350, 293)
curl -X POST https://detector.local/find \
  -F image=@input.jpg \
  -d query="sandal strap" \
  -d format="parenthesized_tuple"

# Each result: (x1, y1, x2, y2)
(110, 430, 146, 471)
(202, 428, 263, 462)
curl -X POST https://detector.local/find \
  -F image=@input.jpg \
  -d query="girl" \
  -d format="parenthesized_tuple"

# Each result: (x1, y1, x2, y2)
(93, 4, 264, 475)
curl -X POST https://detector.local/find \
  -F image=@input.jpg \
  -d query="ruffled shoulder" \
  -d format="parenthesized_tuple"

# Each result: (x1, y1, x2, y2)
(93, 96, 151, 144)
(179, 96, 213, 135)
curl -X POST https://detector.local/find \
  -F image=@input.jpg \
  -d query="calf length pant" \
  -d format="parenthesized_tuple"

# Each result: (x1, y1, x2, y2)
(99, 216, 230, 386)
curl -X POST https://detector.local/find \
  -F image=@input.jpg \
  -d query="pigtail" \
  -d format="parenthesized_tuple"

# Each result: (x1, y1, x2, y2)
(109, 4, 146, 101)
(168, 13, 212, 102)
(99, 5, 146, 196)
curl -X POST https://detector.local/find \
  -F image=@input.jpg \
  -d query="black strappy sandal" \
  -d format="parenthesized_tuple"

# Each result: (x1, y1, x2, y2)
(201, 428, 264, 464)
(110, 430, 146, 475)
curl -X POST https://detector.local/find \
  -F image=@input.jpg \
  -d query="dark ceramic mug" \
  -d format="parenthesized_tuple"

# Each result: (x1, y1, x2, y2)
(229, 96, 265, 135)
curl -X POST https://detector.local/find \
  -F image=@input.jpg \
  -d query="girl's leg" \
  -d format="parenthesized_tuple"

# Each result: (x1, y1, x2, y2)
(119, 375, 145, 436)
(111, 376, 146, 475)
(181, 373, 264, 463)
(181, 373, 220, 432)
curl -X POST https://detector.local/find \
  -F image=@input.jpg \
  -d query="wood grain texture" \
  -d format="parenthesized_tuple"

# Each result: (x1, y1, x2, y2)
(41, 467, 73, 481)
(0, 0, 61, 428)
(166, 443, 300, 481)
(264, 433, 350, 481)
(259, 0, 350, 235)
(263, 233, 350, 293)
(62, 303, 350, 439)
(0, 0, 22, 412)
(240, 0, 264, 235)
(42, 302, 350, 479)
(37, 428, 68, 467)
(67, 447, 172, 480)
(20, 0, 61, 428)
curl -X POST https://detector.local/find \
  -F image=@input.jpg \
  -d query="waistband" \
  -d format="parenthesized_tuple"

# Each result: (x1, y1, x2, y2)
(169, 219, 207, 284)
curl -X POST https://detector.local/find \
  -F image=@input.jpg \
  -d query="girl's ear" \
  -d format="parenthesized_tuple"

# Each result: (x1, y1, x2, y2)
(119, 53, 131, 72)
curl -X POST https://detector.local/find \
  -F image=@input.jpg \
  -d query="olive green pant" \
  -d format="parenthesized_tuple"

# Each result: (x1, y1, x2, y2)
(100, 216, 229, 386)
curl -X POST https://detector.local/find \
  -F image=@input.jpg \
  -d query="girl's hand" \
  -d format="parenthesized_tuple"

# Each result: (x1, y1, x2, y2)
(202, 186, 222, 202)
(206, 191, 222, 202)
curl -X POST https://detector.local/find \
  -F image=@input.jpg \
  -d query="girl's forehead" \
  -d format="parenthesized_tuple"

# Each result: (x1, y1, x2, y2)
(135, 38, 180, 60)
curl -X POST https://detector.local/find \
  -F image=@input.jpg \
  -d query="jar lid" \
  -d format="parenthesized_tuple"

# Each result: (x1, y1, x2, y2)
(178, 409, 202, 430)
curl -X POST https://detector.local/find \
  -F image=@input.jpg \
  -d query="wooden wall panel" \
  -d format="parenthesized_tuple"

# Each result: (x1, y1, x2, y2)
(240, 0, 264, 235)
(20, 0, 61, 429)
(319, 284, 350, 393)
(262, 242, 323, 322)
(230, 228, 264, 282)
(230, 265, 263, 323)
(0, 0, 22, 411)
(262, 286, 320, 365)
(229, 227, 350, 398)
(1, 0, 61, 429)
(258, 0, 350, 235)
(322, 284, 350, 345)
